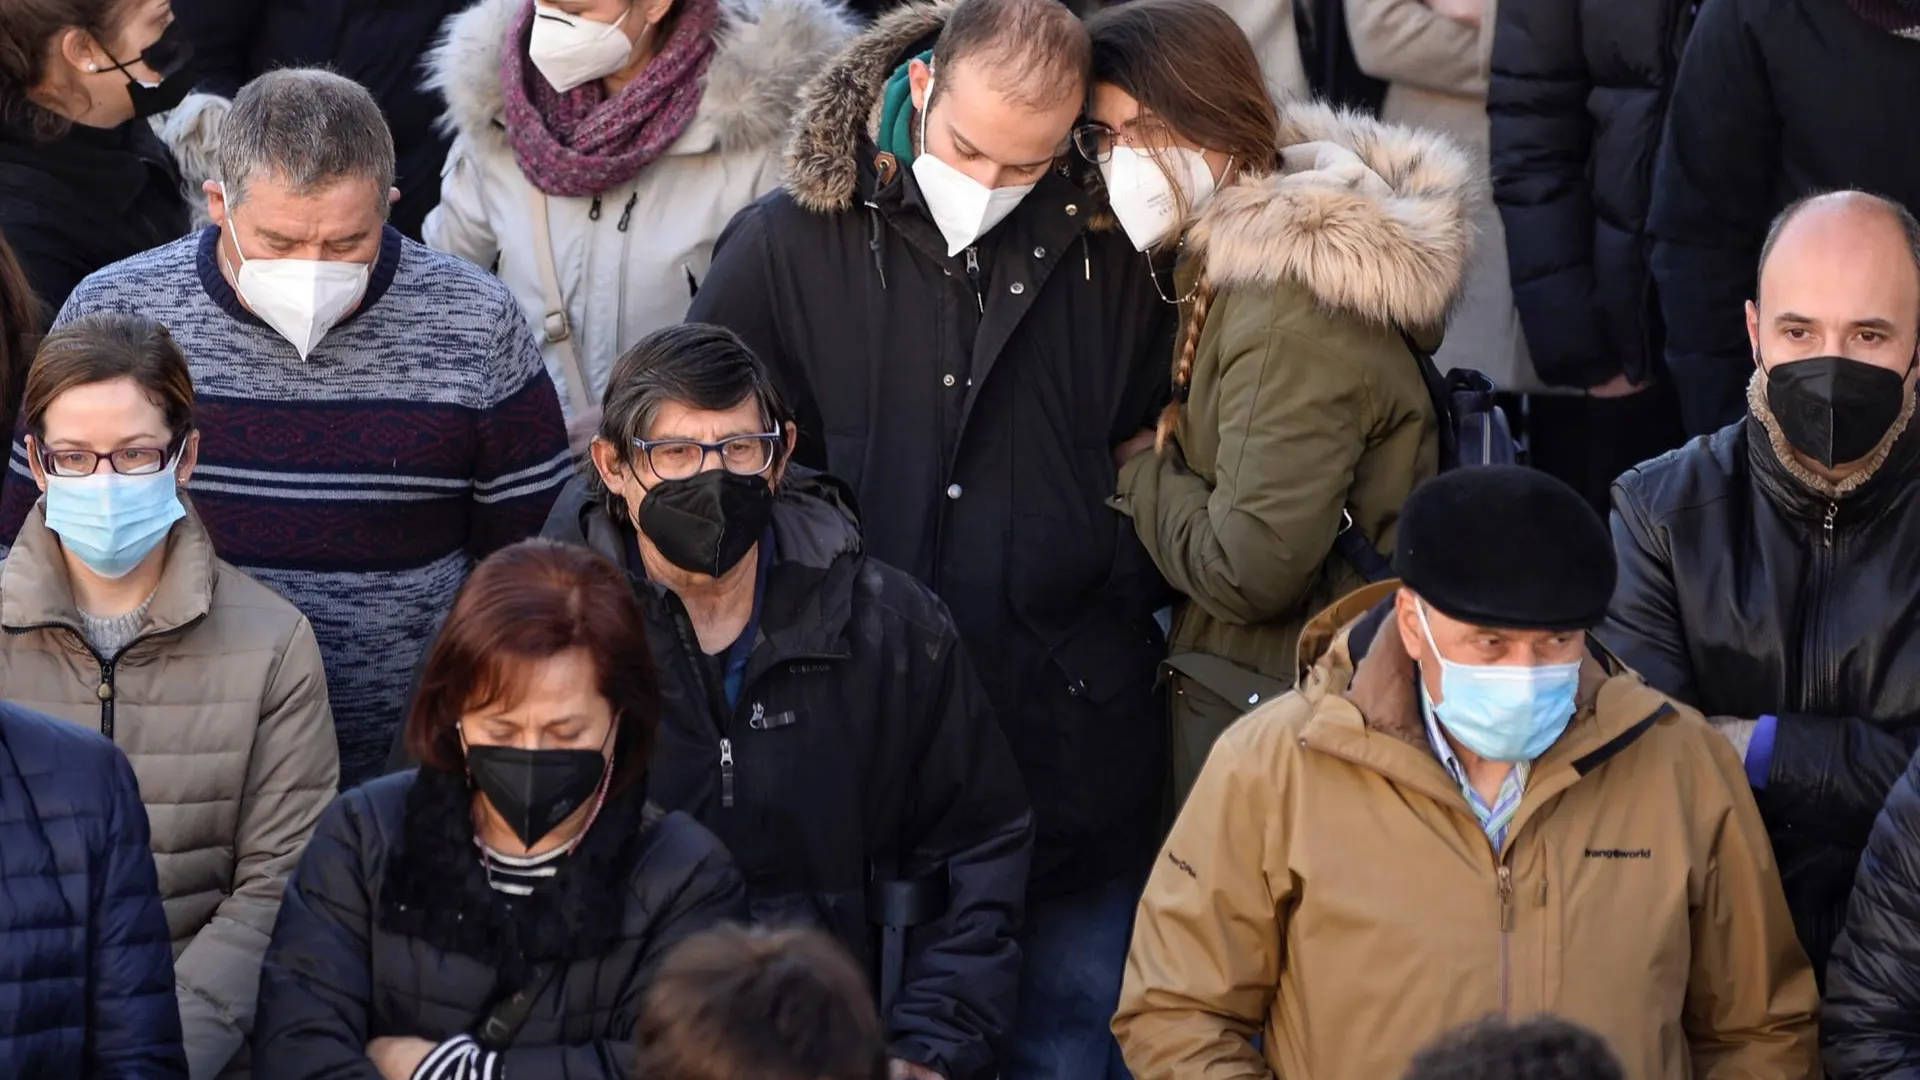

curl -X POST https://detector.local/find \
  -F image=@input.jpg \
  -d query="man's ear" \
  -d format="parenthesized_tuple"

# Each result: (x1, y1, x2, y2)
(1745, 300, 1762, 367)
(24, 435, 47, 495)
(908, 58, 933, 114)
(204, 179, 231, 229)
(589, 436, 638, 507)
(1394, 588, 1424, 667)
(770, 421, 799, 486)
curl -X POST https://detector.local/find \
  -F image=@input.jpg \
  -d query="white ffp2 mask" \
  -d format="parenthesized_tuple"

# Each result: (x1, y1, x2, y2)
(528, 1, 636, 94)
(220, 198, 371, 360)
(911, 75, 1038, 257)
(1101, 144, 1220, 252)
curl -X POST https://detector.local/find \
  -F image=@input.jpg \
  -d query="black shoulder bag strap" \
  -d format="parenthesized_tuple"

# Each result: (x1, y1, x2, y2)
(475, 964, 561, 1050)
(1336, 330, 1452, 583)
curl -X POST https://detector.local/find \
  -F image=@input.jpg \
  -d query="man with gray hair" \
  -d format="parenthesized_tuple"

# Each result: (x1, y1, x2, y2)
(1604, 189, 1920, 984)
(0, 68, 571, 789)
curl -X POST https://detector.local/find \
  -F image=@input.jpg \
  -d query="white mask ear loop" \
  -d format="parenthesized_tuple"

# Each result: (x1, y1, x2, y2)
(918, 73, 936, 160)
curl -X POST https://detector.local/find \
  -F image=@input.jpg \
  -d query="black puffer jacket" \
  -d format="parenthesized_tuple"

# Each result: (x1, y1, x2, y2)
(253, 768, 746, 1078)
(541, 473, 1033, 1080)
(0, 119, 188, 318)
(1487, 0, 1697, 389)
(685, 1, 1176, 899)
(1826, 745, 1920, 1077)
(1602, 388, 1920, 982)
(1646, 0, 1920, 435)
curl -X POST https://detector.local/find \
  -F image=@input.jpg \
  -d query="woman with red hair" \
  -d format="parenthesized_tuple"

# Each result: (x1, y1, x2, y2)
(254, 538, 746, 1080)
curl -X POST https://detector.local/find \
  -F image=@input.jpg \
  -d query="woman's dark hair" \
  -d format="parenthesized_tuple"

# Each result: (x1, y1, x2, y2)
(406, 539, 660, 795)
(632, 925, 888, 1080)
(24, 312, 194, 441)
(591, 322, 797, 522)
(0, 231, 38, 431)
(1401, 1016, 1627, 1080)
(1086, 0, 1282, 448)
(0, 0, 134, 138)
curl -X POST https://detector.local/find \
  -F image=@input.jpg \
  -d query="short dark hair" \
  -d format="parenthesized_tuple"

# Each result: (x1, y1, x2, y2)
(591, 323, 796, 522)
(1401, 1016, 1626, 1080)
(405, 539, 659, 795)
(931, 0, 1091, 111)
(219, 68, 397, 218)
(632, 925, 887, 1080)
(1757, 190, 1920, 323)
(25, 313, 194, 442)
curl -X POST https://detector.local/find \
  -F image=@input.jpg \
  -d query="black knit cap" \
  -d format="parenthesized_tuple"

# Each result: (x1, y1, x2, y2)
(1392, 466, 1616, 631)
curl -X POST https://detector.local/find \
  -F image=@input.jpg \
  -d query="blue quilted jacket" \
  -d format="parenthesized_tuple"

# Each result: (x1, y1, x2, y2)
(0, 701, 186, 1076)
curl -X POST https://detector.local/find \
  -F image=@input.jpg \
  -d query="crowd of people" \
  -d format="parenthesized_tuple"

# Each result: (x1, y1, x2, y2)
(0, 0, 1918, 1076)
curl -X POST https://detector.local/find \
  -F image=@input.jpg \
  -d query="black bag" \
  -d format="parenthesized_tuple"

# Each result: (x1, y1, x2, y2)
(475, 964, 560, 1050)
(1335, 332, 1520, 582)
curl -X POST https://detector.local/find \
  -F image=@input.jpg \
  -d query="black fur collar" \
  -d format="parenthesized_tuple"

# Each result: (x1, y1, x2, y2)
(378, 767, 660, 983)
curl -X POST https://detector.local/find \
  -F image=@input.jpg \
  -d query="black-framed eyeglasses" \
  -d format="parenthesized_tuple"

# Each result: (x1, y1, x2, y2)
(1072, 122, 1118, 164)
(631, 431, 782, 481)
(38, 431, 189, 478)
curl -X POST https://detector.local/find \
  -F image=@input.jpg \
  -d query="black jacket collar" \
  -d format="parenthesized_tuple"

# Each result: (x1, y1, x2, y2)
(377, 766, 661, 983)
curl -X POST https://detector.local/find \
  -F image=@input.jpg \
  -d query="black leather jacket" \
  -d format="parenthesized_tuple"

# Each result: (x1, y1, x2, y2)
(1602, 406, 1920, 980)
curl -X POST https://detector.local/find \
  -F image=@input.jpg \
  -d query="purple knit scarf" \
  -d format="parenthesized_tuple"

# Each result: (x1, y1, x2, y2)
(501, 0, 722, 198)
(1850, 0, 1920, 37)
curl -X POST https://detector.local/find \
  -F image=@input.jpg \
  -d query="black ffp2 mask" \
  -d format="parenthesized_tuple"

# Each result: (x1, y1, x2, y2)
(102, 21, 195, 119)
(1765, 355, 1911, 469)
(637, 470, 773, 578)
(466, 742, 609, 849)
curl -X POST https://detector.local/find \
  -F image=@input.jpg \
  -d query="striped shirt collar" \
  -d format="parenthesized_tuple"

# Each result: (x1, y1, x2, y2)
(1421, 683, 1530, 849)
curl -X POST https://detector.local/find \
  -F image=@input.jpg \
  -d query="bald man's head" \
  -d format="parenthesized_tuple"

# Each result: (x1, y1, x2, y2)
(1749, 191, 1920, 376)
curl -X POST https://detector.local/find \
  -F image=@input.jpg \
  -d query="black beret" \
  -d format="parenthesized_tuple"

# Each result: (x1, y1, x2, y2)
(1392, 466, 1616, 631)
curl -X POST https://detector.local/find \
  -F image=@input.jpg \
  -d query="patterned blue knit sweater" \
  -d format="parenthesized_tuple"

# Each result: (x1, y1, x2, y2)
(0, 226, 572, 785)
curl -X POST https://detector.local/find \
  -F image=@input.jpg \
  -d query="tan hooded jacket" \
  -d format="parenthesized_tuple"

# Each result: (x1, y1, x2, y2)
(0, 500, 338, 1079)
(1112, 582, 1820, 1080)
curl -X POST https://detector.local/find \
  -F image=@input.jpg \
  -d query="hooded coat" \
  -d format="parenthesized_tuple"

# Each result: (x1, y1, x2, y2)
(539, 473, 1032, 1080)
(0, 501, 338, 1080)
(685, 1, 1178, 898)
(421, 0, 854, 415)
(1603, 374, 1920, 983)
(0, 701, 185, 1077)
(1112, 584, 1820, 1080)
(1113, 103, 1464, 798)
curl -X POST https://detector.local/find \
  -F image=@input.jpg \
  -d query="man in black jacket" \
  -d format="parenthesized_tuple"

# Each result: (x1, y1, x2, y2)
(1604, 190, 1920, 983)
(1487, 0, 1691, 508)
(685, 1, 1174, 1074)
(1646, 0, 1920, 436)
(549, 324, 1032, 1080)
(162, 0, 466, 237)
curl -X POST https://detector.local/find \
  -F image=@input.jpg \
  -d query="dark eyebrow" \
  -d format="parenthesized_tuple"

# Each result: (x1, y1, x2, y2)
(1773, 312, 1817, 325)
(949, 124, 1056, 170)
(1853, 317, 1900, 333)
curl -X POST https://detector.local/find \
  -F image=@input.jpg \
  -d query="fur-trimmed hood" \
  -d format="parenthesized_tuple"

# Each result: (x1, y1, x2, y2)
(1190, 101, 1477, 329)
(427, 0, 855, 158)
(784, 0, 958, 212)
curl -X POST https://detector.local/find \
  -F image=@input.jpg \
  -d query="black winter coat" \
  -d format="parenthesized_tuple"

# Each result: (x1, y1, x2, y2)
(1487, 0, 1698, 389)
(0, 119, 188, 319)
(541, 474, 1034, 1080)
(1826, 745, 1920, 1077)
(1602, 406, 1920, 982)
(168, 0, 466, 238)
(0, 702, 185, 1078)
(686, 3, 1176, 899)
(1646, 0, 1920, 435)
(253, 768, 746, 1078)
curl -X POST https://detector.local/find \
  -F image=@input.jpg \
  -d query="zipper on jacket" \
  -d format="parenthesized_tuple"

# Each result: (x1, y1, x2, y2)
(588, 195, 603, 222)
(719, 737, 736, 808)
(964, 247, 984, 313)
(616, 192, 638, 232)
(96, 656, 117, 738)
(1823, 501, 1837, 549)
(1497, 862, 1515, 1017)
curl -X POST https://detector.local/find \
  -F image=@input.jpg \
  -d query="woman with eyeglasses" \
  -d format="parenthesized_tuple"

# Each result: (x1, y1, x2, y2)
(259, 538, 746, 1080)
(0, 312, 338, 1080)
(0, 0, 194, 317)
(1089, 0, 1471, 805)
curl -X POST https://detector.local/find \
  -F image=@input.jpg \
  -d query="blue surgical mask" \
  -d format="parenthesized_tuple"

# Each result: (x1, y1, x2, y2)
(1415, 600, 1580, 763)
(42, 462, 186, 579)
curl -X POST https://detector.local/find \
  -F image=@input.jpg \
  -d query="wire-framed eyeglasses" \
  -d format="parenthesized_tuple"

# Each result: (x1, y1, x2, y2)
(631, 431, 783, 481)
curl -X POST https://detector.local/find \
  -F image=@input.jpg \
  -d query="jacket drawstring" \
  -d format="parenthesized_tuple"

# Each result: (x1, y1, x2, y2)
(865, 202, 888, 290)
(1081, 234, 1091, 282)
